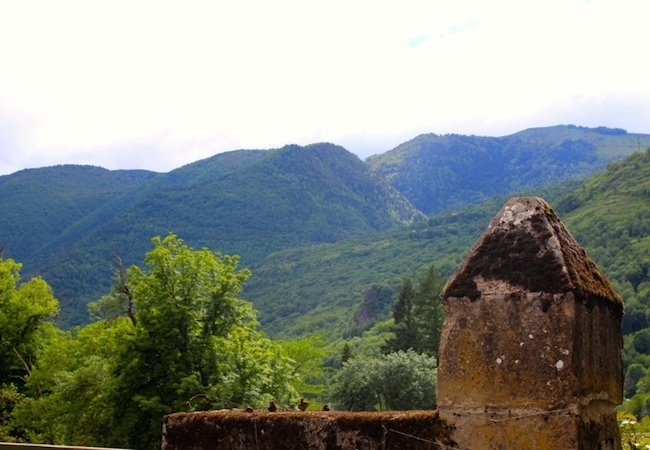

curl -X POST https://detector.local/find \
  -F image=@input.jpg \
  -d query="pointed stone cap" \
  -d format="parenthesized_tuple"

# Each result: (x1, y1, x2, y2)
(442, 197, 622, 307)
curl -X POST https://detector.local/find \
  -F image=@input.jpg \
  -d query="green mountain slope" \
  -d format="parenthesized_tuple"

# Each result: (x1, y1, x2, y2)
(23, 149, 270, 266)
(247, 149, 650, 340)
(0, 165, 157, 260)
(244, 201, 496, 337)
(24, 143, 422, 326)
(161, 149, 268, 188)
(4, 128, 648, 334)
(245, 179, 579, 338)
(556, 149, 650, 329)
(368, 125, 650, 214)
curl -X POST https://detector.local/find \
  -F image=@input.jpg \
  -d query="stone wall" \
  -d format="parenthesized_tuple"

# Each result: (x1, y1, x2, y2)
(162, 410, 454, 450)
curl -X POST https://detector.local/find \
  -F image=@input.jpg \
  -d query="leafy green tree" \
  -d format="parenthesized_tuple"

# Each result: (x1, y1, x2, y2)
(107, 234, 296, 449)
(10, 320, 130, 445)
(626, 364, 647, 398)
(634, 329, 650, 355)
(214, 325, 298, 409)
(0, 257, 59, 387)
(0, 384, 24, 441)
(330, 350, 437, 411)
(278, 334, 330, 408)
(8, 235, 300, 448)
(341, 342, 352, 364)
(0, 257, 58, 441)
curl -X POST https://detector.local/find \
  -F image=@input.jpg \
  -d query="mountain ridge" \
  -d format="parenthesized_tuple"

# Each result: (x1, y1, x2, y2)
(1, 124, 648, 329)
(6, 143, 421, 325)
(367, 124, 650, 213)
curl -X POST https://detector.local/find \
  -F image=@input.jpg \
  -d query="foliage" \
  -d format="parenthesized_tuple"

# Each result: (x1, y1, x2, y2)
(619, 411, 650, 450)
(384, 265, 445, 357)
(107, 234, 296, 449)
(329, 350, 437, 411)
(246, 200, 498, 339)
(277, 334, 332, 408)
(3, 144, 420, 327)
(246, 180, 578, 340)
(0, 257, 58, 441)
(0, 165, 157, 265)
(0, 257, 59, 388)
(3, 128, 644, 334)
(10, 320, 128, 445)
(0, 384, 24, 441)
(2, 237, 302, 449)
(385, 279, 417, 352)
(556, 150, 650, 399)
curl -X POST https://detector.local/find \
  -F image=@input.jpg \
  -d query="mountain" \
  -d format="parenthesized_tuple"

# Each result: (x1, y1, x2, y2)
(0, 165, 158, 260)
(5, 144, 421, 326)
(244, 181, 578, 338)
(2, 125, 648, 331)
(367, 125, 650, 214)
(245, 148, 650, 340)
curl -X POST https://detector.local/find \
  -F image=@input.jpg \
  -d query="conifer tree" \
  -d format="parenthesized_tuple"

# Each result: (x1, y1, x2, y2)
(383, 265, 445, 357)
(383, 278, 417, 353)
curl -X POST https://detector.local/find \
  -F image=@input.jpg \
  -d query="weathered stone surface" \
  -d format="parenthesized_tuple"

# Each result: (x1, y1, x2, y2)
(161, 410, 455, 450)
(443, 197, 622, 306)
(438, 196, 623, 450)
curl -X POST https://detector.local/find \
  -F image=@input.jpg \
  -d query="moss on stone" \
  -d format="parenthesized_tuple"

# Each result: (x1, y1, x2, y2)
(162, 410, 456, 450)
(442, 197, 622, 308)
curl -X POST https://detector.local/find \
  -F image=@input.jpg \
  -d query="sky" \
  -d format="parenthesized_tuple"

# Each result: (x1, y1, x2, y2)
(1, 0, 649, 176)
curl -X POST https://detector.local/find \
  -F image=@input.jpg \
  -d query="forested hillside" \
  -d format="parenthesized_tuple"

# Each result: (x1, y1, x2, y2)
(368, 125, 650, 214)
(552, 150, 650, 418)
(1, 125, 648, 329)
(246, 150, 649, 341)
(2, 144, 420, 326)
(245, 181, 580, 338)
(0, 165, 157, 260)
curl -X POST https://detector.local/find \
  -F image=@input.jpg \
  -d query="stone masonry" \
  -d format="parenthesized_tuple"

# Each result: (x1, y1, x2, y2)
(438, 196, 623, 449)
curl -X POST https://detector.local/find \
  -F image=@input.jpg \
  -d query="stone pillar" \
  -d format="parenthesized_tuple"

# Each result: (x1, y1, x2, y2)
(437, 197, 623, 450)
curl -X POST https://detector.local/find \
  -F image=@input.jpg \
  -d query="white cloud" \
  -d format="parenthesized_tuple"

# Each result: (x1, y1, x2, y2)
(0, 0, 649, 174)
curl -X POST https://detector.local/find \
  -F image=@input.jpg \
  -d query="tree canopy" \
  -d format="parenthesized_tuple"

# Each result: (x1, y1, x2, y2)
(2, 235, 303, 449)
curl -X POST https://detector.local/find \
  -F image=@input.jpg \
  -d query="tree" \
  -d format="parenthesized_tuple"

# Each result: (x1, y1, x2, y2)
(383, 265, 445, 357)
(413, 264, 445, 358)
(10, 320, 130, 445)
(108, 234, 296, 449)
(383, 279, 417, 353)
(625, 364, 647, 398)
(341, 342, 352, 364)
(634, 329, 650, 354)
(0, 257, 59, 387)
(278, 334, 330, 408)
(0, 257, 58, 440)
(3, 236, 300, 448)
(330, 350, 437, 411)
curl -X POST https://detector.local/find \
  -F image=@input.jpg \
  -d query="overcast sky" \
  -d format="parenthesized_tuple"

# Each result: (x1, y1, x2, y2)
(1, 0, 649, 175)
